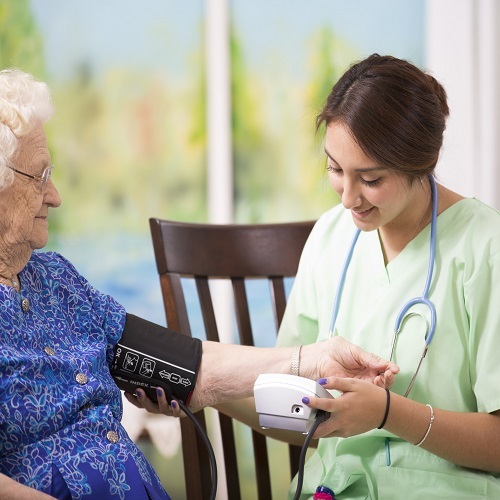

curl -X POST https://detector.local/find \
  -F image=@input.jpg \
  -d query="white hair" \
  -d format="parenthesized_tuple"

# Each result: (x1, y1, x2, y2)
(0, 68, 54, 190)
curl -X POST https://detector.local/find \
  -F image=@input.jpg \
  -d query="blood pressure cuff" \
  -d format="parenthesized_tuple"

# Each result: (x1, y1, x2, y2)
(110, 313, 202, 404)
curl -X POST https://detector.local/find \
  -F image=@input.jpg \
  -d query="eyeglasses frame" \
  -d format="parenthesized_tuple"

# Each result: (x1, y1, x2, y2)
(7, 164, 54, 191)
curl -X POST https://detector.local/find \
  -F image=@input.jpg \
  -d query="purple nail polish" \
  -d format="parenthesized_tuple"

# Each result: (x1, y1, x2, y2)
(156, 388, 163, 398)
(302, 396, 310, 404)
(135, 390, 142, 398)
(171, 401, 177, 409)
(318, 378, 327, 385)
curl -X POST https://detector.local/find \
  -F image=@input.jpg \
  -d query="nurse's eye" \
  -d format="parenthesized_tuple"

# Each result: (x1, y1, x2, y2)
(327, 164, 342, 174)
(360, 177, 381, 187)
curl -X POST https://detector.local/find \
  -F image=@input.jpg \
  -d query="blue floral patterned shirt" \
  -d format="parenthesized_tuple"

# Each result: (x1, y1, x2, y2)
(0, 252, 170, 499)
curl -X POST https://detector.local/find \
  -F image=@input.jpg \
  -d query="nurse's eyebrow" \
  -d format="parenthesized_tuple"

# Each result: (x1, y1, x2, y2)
(324, 147, 385, 173)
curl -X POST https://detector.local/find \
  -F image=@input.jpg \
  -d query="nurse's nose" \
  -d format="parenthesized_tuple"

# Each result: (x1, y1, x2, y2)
(341, 179, 362, 210)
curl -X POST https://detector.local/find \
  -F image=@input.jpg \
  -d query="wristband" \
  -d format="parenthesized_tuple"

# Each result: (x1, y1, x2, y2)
(377, 388, 391, 429)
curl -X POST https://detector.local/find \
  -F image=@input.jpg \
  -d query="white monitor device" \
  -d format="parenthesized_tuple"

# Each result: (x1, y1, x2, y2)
(253, 374, 333, 434)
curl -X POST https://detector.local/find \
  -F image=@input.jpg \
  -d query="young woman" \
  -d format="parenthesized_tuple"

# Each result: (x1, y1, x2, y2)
(276, 54, 500, 498)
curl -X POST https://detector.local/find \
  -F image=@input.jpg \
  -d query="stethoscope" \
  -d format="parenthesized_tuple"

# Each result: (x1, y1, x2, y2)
(329, 175, 438, 397)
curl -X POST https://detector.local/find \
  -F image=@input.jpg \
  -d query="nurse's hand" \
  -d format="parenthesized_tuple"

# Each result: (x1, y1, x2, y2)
(302, 376, 390, 438)
(301, 336, 399, 388)
(124, 388, 184, 417)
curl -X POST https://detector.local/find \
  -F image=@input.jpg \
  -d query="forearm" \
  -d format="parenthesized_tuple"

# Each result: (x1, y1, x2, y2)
(191, 342, 293, 408)
(215, 397, 307, 447)
(0, 474, 55, 500)
(386, 395, 500, 472)
(190, 337, 397, 410)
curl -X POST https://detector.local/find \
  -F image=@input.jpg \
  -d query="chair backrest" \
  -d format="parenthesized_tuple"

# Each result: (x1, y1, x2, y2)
(149, 218, 315, 499)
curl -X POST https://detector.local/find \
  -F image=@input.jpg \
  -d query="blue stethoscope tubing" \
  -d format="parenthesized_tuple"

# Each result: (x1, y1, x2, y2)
(328, 175, 438, 397)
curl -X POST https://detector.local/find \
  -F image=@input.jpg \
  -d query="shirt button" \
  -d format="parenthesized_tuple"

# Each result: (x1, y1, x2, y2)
(21, 298, 30, 312)
(44, 346, 55, 356)
(106, 430, 119, 443)
(75, 373, 88, 385)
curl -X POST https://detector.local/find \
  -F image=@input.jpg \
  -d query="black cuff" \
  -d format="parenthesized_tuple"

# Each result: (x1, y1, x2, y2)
(110, 313, 202, 404)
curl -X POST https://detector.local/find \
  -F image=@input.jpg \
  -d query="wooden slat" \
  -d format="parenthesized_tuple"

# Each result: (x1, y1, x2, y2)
(195, 277, 220, 342)
(232, 278, 253, 346)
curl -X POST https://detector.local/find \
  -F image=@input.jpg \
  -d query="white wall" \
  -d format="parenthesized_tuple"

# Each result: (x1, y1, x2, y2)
(425, 0, 500, 209)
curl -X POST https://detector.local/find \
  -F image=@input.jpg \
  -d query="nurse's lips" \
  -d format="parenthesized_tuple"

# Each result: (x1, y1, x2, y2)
(352, 207, 374, 220)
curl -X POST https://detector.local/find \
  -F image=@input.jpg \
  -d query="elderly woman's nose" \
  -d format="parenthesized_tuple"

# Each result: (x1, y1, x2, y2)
(45, 179, 61, 207)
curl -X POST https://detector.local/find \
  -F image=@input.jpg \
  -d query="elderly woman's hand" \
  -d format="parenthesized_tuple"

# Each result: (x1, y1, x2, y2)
(300, 336, 399, 388)
(124, 388, 184, 417)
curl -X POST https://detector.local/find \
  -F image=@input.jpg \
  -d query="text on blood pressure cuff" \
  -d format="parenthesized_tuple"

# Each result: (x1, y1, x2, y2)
(110, 313, 202, 404)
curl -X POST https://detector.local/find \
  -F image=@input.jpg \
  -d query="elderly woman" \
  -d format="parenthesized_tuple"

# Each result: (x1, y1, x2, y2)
(0, 68, 398, 500)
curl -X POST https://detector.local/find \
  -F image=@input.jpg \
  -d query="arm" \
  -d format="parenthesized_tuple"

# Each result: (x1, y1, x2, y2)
(210, 333, 399, 447)
(0, 473, 56, 500)
(194, 336, 397, 409)
(387, 394, 500, 472)
(127, 336, 398, 416)
(304, 377, 500, 473)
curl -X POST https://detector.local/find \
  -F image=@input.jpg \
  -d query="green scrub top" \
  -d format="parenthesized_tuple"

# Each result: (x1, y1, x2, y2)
(276, 198, 500, 499)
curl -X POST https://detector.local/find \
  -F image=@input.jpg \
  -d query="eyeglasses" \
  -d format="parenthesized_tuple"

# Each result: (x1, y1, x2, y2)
(7, 164, 54, 193)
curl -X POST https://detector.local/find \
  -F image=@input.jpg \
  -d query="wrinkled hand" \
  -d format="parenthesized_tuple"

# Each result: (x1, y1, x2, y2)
(304, 376, 389, 438)
(302, 336, 399, 387)
(124, 388, 183, 417)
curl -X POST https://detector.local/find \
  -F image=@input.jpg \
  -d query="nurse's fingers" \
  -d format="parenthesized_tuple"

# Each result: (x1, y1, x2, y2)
(317, 376, 356, 393)
(302, 395, 336, 413)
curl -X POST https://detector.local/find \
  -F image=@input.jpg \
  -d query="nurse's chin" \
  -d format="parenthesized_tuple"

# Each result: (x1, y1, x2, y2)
(350, 213, 379, 232)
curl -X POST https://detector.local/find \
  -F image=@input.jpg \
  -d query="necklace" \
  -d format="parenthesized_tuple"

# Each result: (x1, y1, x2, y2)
(0, 273, 20, 290)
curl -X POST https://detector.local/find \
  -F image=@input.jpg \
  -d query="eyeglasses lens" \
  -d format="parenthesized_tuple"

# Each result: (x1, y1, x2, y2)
(39, 165, 54, 192)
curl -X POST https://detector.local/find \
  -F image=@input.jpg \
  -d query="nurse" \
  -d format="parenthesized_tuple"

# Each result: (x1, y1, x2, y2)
(275, 54, 500, 498)
(196, 53, 500, 498)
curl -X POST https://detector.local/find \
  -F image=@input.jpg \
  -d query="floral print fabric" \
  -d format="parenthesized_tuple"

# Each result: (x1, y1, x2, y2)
(0, 252, 170, 499)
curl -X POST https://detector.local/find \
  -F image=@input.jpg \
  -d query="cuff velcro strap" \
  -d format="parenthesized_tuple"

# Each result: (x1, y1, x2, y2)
(110, 313, 202, 404)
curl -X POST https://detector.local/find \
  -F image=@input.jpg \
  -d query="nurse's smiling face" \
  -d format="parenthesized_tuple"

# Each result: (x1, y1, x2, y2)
(325, 121, 425, 235)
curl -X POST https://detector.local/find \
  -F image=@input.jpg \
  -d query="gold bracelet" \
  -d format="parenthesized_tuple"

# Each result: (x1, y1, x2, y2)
(291, 345, 302, 376)
(414, 404, 434, 447)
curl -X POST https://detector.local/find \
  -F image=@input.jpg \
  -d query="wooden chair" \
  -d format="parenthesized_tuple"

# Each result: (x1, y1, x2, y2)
(149, 218, 315, 499)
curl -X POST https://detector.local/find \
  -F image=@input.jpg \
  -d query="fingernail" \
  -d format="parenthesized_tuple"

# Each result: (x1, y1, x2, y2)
(156, 388, 163, 398)
(302, 397, 310, 404)
(171, 401, 177, 409)
(135, 390, 142, 398)
(318, 378, 327, 385)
